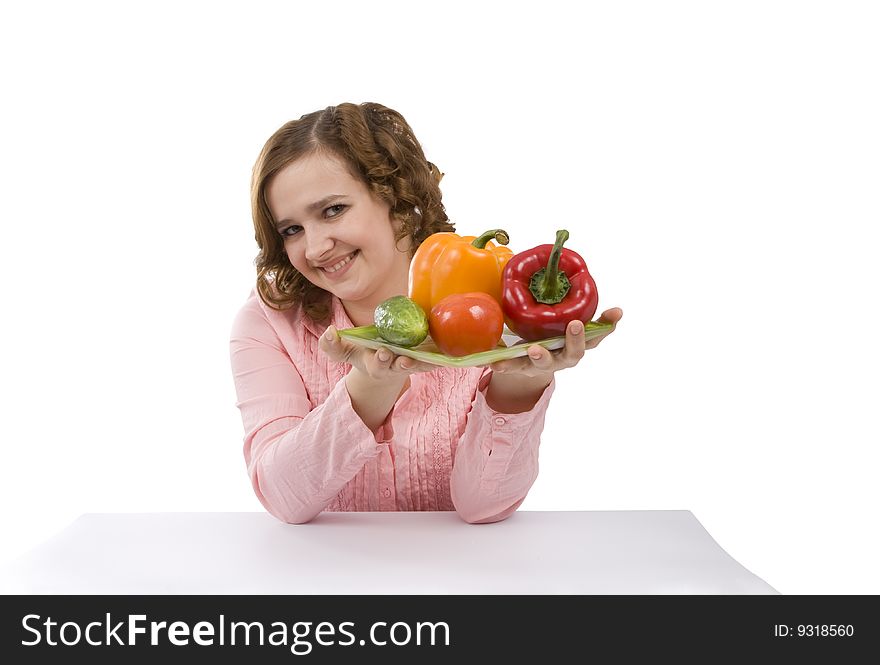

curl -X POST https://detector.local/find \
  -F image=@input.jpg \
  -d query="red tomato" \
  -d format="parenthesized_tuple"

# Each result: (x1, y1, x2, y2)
(429, 292, 504, 356)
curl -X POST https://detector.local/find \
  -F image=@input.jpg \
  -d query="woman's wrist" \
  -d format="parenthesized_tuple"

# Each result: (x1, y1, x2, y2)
(346, 366, 407, 391)
(345, 368, 408, 432)
(485, 371, 552, 414)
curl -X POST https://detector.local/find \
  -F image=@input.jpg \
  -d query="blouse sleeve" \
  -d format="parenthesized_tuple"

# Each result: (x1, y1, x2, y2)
(449, 369, 556, 524)
(229, 299, 390, 524)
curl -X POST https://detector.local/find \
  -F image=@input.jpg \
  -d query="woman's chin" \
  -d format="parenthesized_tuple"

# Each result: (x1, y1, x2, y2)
(323, 282, 366, 303)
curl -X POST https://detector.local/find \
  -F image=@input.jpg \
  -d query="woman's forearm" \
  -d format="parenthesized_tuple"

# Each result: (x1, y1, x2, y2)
(345, 368, 408, 431)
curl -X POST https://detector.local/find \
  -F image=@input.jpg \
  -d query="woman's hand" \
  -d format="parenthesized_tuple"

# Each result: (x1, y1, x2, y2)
(320, 325, 436, 431)
(487, 307, 623, 379)
(481, 307, 622, 413)
(318, 325, 436, 382)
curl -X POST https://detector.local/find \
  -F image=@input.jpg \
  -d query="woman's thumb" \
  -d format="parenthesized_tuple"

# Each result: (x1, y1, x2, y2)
(320, 325, 341, 356)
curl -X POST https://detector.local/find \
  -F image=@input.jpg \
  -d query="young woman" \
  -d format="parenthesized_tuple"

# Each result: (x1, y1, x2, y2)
(230, 102, 622, 524)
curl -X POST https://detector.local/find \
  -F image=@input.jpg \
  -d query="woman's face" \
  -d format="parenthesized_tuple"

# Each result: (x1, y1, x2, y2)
(267, 151, 413, 310)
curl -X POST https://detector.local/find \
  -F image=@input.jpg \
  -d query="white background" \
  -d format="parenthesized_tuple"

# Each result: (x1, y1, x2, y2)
(1, 1, 877, 595)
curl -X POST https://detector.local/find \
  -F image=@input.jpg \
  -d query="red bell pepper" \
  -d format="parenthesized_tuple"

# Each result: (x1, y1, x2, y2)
(500, 229, 599, 341)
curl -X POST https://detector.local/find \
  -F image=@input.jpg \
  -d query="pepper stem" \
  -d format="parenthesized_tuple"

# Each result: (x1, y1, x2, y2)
(529, 229, 571, 305)
(472, 229, 510, 249)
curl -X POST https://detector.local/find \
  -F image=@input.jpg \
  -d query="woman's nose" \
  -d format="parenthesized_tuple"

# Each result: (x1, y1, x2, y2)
(303, 229, 334, 263)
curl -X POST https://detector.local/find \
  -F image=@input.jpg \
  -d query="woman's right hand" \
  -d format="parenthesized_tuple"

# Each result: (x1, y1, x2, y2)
(318, 325, 436, 382)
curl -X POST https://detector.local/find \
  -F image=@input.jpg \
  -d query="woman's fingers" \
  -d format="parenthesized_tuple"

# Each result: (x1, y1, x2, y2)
(561, 319, 587, 365)
(394, 355, 434, 374)
(597, 308, 623, 326)
(375, 347, 436, 376)
(374, 347, 394, 374)
(320, 325, 438, 377)
(486, 309, 623, 376)
(527, 345, 554, 372)
(586, 307, 623, 349)
(489, 359, 512, 374)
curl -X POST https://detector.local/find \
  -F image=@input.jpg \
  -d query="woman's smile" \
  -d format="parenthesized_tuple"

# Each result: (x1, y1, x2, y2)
(317, 250, 359, 279)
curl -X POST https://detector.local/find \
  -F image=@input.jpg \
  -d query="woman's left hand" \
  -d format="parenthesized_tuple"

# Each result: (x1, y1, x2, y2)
(487, 307, 623, 378)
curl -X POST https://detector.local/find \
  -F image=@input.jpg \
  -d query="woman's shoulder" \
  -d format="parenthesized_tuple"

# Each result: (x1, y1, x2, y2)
(230, 287, 310, 343)
(230, 285, 341, 350)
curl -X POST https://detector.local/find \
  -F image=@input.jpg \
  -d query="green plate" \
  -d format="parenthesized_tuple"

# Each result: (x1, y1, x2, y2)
(337, 322, 613, 368)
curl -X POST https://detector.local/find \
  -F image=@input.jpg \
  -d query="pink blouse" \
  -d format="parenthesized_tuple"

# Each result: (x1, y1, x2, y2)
(229, 288, 555, 524)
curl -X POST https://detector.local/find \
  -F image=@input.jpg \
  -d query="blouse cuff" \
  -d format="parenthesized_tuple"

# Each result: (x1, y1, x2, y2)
(473, 369, 556, 432)
(331, 376, 392, 455)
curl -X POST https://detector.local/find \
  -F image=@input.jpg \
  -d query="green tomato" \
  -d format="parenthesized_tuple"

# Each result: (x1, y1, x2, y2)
(374, 296, 429, 347)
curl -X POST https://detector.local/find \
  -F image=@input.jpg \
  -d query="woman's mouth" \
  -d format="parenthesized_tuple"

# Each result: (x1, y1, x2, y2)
(319, 250, 359, 279)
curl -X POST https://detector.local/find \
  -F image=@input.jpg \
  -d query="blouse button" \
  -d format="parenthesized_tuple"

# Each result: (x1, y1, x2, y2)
(494, 416, 507, 427)
(382, 488, 392, 498)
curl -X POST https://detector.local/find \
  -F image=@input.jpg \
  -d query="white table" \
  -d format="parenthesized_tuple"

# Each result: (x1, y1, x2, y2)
(0, 510, 778, 594)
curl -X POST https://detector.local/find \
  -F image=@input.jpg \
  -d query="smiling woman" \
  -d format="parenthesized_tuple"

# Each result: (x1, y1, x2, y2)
(249, 103, 452, 323)
(229, 102, 620, 525)
(264, 150, 415, 328)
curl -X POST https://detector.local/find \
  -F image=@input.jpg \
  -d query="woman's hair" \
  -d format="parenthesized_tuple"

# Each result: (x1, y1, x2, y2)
(250, 102, 454, 321)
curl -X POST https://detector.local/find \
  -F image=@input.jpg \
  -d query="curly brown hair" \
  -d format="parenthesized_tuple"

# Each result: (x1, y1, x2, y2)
(250, 102, 455, 322)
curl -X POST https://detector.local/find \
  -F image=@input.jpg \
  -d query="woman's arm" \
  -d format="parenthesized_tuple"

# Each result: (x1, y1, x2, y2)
(318, 324, 434, 432)
(345, 363, 408, 432)
(230, 303, 394, 525)
(449, 369, 556, 524)
(451, 313, 621, 524)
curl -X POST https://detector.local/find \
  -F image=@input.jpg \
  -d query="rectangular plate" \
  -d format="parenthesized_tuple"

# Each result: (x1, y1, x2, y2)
(337, 322, 613, 368)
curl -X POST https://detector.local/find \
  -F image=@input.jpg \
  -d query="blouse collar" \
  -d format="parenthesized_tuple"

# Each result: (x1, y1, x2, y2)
(299, 295, 355, 340)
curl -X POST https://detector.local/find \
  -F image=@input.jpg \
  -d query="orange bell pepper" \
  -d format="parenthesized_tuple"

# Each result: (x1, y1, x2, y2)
(407, 229, 514, 315)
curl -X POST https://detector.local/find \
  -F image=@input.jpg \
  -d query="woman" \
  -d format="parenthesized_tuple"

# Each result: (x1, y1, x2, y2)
(229, 102, 622, 524)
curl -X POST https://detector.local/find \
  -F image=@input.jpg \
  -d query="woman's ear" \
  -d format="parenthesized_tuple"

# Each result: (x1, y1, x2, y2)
(390, 213, 416, 255)
(395, 231, 415, 255)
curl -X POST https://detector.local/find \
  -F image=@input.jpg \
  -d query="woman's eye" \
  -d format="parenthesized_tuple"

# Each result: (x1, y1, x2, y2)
(280, 225, 302, 237)
(325, 204, 346, 217)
